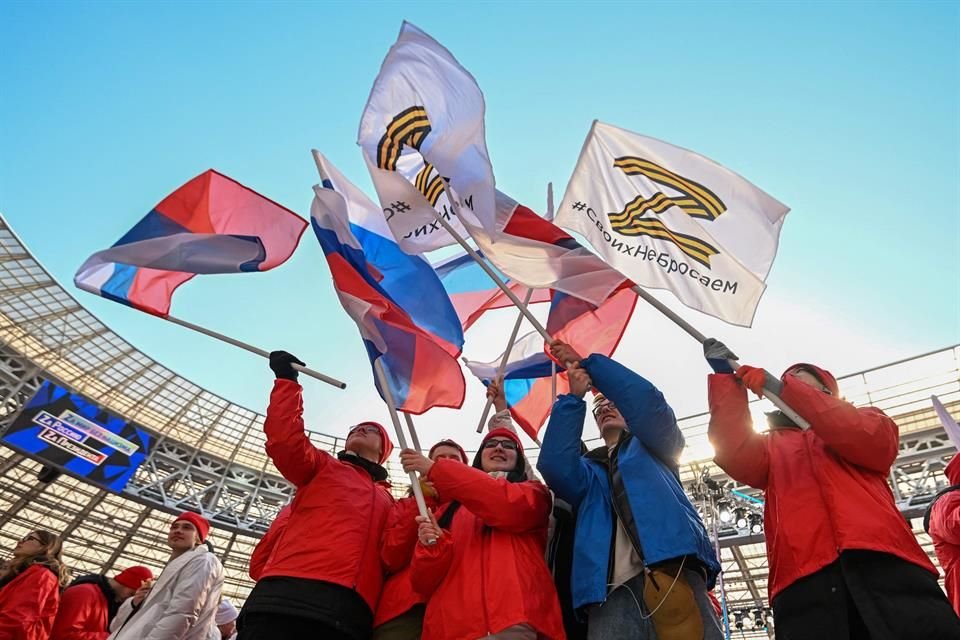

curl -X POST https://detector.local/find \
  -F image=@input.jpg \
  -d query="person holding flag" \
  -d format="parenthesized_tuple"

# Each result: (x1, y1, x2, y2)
(373, 439, 469, 640)
(237, 352, 395, 640)
(537, 342, 721, 640)
(703, 340, 960, 638)
(399, 429, 565, 640)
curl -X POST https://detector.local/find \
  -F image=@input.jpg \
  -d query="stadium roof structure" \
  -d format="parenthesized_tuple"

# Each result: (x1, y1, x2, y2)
(0, 213, 956, 633)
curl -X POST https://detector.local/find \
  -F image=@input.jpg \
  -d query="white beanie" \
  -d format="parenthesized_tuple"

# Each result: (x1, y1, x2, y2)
(216, 599, 239, 625)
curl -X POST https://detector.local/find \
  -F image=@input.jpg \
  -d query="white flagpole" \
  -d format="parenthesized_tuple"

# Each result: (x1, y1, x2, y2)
(373, 358, 430, 521)
(546, 182, 558, 403)
(404, 412, 423, 453)
(630, 285, 810, 429)
(163, 313, 347, 389)
(431, 183, 551, 342)
(475, 287, 536, 434)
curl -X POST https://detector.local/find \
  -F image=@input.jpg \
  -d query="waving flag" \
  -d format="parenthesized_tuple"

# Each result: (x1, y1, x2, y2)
(464, 332, 569, 440)
(463, 285, 637, 438)
(74, 170, 307, 316)
(311, 153, 465, 414)
(556, 121, 790, 326)
(433, 251, 551, 331)
(358, 21, 498, 251)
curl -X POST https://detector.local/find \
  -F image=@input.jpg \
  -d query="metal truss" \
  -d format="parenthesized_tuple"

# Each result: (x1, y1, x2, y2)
(0, 212, 956, 611)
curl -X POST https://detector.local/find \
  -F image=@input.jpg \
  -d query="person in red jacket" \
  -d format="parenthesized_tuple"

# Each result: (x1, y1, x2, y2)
(0, 529, 70, 640)
(247, 504, 291, 583)
(703, 339, 960, 639)
(373, 439, 469, 640)
(400, 428, 566, 640)
(928, 452, 960, 617)
(50, 565, 153, 640)
(237, 351, 395, 640)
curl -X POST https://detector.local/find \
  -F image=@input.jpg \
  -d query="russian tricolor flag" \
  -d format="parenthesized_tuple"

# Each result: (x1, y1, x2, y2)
(74, 170, 307, 316)
(433, 251, 551, 331)
(311, 153, 465, 414)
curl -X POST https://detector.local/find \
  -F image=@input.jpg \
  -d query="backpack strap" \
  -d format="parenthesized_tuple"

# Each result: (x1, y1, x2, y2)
(923, 483, 960, 533)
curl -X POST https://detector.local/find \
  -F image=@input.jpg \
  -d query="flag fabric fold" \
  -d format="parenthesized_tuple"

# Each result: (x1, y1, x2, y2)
(556, 121, 790, 326)
(74, 170, 307, 316)
(358, 21, 498, 249)
(432, 251, 551, 331)
(311, 153, 465, 414)
(464, 332, 569, 440)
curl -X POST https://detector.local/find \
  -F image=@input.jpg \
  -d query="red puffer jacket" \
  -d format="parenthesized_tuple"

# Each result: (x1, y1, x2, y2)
(249, 504, 292, 582)
(930, 454, 960, 616)
(708, 370, 936, 602)
(50, 582, 109, 640)
(411, 460, 566, 640)
(374, 496, 440, 628)
(258, 379, 394, 612)
(0, 564, 60, 640)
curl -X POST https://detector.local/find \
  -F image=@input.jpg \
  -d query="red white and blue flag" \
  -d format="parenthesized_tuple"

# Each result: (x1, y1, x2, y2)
(311, 153, 465, 414)
(432, 251, 551, 331)
(74, 170, 307, 316)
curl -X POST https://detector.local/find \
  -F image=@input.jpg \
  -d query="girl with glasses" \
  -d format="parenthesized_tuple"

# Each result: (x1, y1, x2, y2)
(0, 529, 70, 640)
(399, 427, 565, 640)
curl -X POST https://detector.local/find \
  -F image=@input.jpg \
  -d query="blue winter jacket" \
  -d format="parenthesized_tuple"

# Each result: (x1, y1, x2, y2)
(537, 354, 720, 610)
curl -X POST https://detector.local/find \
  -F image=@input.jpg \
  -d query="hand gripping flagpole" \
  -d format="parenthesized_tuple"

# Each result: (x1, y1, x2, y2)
(162, 314, 347, 389)
(475, 287, 536, 434)
(629, 285, 811, 430)
(373, 358, 431, 522)
(431, 183, 551, 343)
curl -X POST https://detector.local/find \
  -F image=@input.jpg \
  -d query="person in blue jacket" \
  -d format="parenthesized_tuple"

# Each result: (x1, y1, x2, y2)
(537, 341, 722, 640)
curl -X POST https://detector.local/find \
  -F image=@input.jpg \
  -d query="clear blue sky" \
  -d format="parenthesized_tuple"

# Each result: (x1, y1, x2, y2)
(2, 1, 958, 447)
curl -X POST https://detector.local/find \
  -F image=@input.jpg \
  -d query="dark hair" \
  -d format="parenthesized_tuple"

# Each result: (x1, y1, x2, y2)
(0, 530, 70, 589)
(437, 447, 527, 529)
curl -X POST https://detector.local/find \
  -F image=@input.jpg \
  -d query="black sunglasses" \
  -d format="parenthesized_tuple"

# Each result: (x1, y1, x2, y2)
(482, 438, 518, 451)
(592, 400, 617, 418)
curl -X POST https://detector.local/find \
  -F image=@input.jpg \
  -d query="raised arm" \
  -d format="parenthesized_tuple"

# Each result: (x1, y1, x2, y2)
(581, 354, 684, 463)
(779, 375, 898, 473)
(708, 374, 770, 489)
(263, 379, 328, 487)
(427, 460, 551, 533)
(537, 394, 591, 507)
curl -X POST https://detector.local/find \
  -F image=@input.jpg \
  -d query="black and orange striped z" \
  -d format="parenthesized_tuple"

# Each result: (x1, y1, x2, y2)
(377, 106, 431, 171)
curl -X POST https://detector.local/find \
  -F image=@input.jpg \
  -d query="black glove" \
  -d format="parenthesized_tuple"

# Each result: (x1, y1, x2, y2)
(703, 338, 738, 374)
(269, 350, 305, 381)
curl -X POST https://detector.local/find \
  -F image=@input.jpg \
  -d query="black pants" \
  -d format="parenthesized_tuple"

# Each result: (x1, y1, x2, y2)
(772, 550, 960, 640)
(237, 612, 361, 640)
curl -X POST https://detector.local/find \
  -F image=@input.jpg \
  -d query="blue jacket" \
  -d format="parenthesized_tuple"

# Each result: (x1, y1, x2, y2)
(537, 354, 720, 610)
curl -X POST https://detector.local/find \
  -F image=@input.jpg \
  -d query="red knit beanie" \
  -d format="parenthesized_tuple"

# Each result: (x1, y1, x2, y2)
(114, 565, 153, 589)
(482, 428, 523, 451)
(174, 511, 210, 543)
(352, 421, 395, 465)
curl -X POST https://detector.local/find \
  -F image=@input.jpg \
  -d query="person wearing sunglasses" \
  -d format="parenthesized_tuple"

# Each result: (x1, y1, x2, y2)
(537, 341, 721, 640)
(373, 439, 469, 640)
(237, 350, 395, 640)
(0, 529, 70, 640)
(398, 428, 565, 640)
(704, 338, 960, 639)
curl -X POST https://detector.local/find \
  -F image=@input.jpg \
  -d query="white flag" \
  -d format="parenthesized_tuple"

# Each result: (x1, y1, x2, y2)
(932, 395, 960, 450)
(358, 21, 498, 248)
(556, 121, 790, 326)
